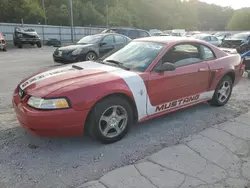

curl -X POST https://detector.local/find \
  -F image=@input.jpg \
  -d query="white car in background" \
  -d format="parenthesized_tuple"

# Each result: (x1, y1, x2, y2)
(192, 33, 221, 46)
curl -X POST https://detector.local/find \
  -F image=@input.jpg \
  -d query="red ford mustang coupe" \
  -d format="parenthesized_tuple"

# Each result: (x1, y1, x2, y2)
(13, 36, 245, 144)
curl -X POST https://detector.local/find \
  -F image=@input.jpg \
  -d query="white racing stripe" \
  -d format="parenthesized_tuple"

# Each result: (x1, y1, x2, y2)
(20, 65, 75, 90)
(20, 61, 215, 120)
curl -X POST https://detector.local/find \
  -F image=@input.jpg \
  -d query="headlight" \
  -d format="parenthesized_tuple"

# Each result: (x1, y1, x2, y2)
(17, 33, 23, 37)
(72, 48, 82, 55)
(27, 96, 70, 110)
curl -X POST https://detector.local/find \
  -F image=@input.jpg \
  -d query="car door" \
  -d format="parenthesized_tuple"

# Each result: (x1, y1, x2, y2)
(99, 35, 115, 57)
(146, 43, 211, 115)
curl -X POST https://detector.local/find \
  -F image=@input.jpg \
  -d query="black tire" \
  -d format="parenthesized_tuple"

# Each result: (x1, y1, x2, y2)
(87, 96, 133, 144)
(18, 43, 22, 48)
(210, 75, 233, 106)
(85, 52, 97, 61)
(248, 72, 250, 79)
(37, 42, 42, 48)
(3, 47, 6, 52)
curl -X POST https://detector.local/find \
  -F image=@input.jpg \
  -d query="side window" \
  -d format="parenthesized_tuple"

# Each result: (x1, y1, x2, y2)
(211, 36, 218, 41)
(116, 29, 128, 36)
(128, 30, 138, 39)
(102, 35, 114, 45)
(201, 45, 216, 60)
(114, 35, 126, 44)
(139, 31, 149, 38)
(161, 44, 202, 67)
(204, 36, 211, 41)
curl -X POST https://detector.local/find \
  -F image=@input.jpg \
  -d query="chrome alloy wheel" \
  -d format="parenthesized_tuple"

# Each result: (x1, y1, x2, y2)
(99, 105, 128, 138)
(217, 80, 231, 103)
(86, 52, 96, 60)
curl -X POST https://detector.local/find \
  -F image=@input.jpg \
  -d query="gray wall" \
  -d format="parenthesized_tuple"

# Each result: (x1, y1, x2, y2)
(0, 22, 106, 44)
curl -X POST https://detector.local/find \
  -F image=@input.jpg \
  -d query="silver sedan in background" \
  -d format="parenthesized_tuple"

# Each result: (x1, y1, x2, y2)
(192, 33, 221, 46)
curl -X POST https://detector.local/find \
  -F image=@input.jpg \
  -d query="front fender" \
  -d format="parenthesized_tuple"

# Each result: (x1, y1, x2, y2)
(80, 47, 99, 57)
(48, 79, 135, 111)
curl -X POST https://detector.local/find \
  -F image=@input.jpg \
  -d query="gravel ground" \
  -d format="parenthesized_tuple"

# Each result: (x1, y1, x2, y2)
(0, 47, 250, 188)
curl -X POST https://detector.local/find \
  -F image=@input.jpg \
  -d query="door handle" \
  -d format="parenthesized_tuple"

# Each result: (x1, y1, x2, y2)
(198, 68, 207, 72)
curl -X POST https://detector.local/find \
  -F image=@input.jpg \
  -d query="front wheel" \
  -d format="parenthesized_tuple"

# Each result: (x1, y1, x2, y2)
(85, 52, 97, 61)
(87, 96, 133, 144)
(210, 75, 233, 106)
(37, 42, 42, 48)
(18, 43, 22, 48)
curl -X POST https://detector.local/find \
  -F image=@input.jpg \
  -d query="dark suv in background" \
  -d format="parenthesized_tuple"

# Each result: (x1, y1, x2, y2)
(101, 27, 150, 39)
(13, 27, 42, 48)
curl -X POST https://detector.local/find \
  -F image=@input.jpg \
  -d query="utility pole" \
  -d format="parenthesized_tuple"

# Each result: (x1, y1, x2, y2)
(69, 0, 74, 43)
(42, 0, 47, 25)
(106, 5, 109, 28)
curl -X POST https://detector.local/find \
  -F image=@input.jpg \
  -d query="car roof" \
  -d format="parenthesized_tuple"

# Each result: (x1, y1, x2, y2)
(108, 27, 148, 32)
(93, 33, 130, 38)
(134, 36, 199, 44)
(194, 33, 211, 37)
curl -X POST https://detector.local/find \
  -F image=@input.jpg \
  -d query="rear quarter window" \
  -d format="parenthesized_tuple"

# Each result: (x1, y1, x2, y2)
(200, 45, 216, 60)
(139, 31, 150, 38)
(128, 30, 138, 39)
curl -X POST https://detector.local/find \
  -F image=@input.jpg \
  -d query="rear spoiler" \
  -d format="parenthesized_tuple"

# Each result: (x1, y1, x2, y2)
(219, 48, 250, 59)
(219, 48, 238, 54)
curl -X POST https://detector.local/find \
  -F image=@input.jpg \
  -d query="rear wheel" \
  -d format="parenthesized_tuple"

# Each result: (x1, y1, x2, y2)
(210, 75, 233, 106)
(87, 96, 133, 144)
(3, 47, 6, 51)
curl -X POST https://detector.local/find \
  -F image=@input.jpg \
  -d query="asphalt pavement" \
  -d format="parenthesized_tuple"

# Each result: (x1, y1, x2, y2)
(1, 46, 250, 188)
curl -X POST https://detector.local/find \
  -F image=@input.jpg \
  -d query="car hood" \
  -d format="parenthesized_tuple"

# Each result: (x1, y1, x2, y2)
(224, 38, 244, 42)
(58, 44, 94, 51)
(19, 61, 136, 97)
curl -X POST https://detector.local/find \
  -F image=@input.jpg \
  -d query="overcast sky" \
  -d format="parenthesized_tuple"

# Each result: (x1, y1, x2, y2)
(200, 0, 250, 9)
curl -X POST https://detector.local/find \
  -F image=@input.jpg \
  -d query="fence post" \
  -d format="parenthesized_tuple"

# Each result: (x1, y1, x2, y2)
(42, 25, 45, 45)
(59, 26, 62, 43)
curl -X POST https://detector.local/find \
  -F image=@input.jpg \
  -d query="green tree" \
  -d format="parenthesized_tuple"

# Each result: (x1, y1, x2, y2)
(0, 0, 249, 31)
(227, 8, 250, 30)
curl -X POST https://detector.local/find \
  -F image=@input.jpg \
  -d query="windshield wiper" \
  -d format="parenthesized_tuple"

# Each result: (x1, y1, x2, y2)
(105, 60, 130, 70)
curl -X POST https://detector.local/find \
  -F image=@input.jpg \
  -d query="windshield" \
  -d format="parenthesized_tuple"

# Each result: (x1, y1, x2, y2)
(77, 35, 102, 44)
(231, 33, 249, 40)
(214, 32, 225, 37)
(104, 41, 164, 72)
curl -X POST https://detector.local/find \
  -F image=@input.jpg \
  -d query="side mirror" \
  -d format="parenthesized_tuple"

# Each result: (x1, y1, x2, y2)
(100, 42, 107, 46)
(154, 62, 176, 73)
